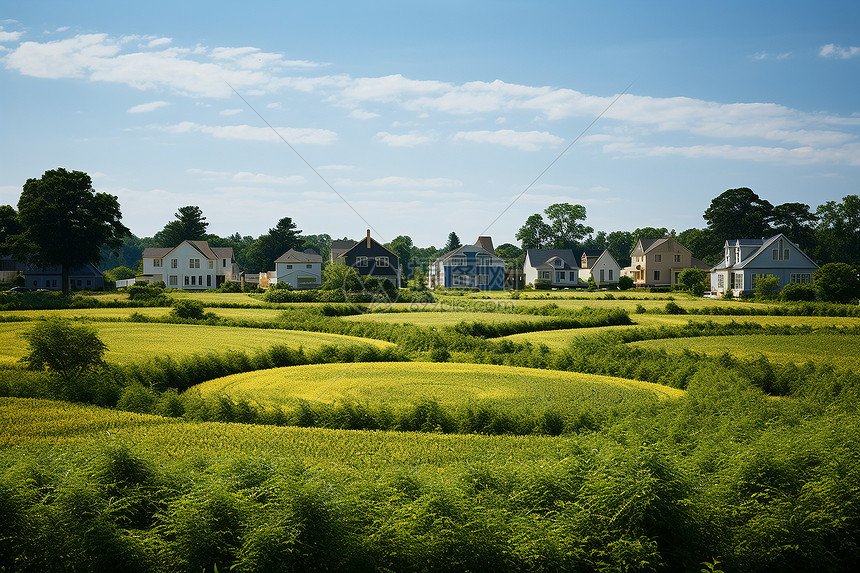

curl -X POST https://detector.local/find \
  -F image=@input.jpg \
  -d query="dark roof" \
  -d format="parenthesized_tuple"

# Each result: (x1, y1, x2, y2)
(526, 249, 579, 269)
(274, 248, 322, 263)
(474, 236, 495, 254)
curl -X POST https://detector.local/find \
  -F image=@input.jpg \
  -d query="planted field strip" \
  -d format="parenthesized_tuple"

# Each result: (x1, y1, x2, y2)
(342, 311, 554, 327)
(0, 397, 171, 447)
(629, 333, 860, 370)
(191, 361, 683, 411)
(1, 306, 295, 323)
(501, 314, 860, 349)
(0, 322, 392, 365)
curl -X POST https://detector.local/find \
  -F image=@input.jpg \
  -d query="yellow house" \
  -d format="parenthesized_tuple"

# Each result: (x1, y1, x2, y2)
(621, 237, 710, 287)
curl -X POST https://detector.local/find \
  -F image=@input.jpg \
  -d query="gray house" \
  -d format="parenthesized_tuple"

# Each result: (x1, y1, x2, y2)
(710, 234, 818, 296)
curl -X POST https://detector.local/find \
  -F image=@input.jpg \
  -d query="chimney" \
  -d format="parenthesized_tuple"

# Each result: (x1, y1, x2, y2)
(366, 229, 371, 248)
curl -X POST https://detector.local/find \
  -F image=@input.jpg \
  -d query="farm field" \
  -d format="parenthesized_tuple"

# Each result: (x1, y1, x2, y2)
(501, 314, 860, 348)
(0, 322, 392, 365)
(629, 332, 860, 370)
(190, 361, 683, 410)
(342, 310, 555, 326)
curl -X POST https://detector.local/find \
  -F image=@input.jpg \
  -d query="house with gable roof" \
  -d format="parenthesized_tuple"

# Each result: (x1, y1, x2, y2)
(141, 240, 239, 289)
(579, 249, 622, 286)
(710, 233, 818, 297)
(271, 248, 322, 289)
(335, 230, 401, 288)
(428, 237, 505, 290)
(523, 249, 581, 288)
(621, 237, 710, 287)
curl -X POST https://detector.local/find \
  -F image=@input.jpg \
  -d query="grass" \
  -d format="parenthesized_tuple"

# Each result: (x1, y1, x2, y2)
(629, 332, 860, 370)
(190, 361, 683, 410)
(501, 314, 860, 349)
(0, 322, 392, 365)
(342, 311, 557, 327)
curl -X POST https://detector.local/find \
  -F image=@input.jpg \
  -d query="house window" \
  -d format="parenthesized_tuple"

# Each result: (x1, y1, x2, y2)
(207, 275, 211, 287)
(655, 254, 662, 263)
(375, 256, 389, 267)
(478, 274, 489, 286)
(554, 259, 562, 267)
(539, 271, 551, 280)
(171, 259, 178, 268)
(599, 269, 605, 282)
(356, 256, 368, 267)
(772, 249, 779, 261)
(191, 276, 196, 286)
(86, 279, 91, 286)
(784, 249, 790, 260)
(199, 275, 203, 286)
(190, 259, 200, 268)
(184, 276, 189, 286)
(609, 269, 613, 281)
(717, 274, 725, 289)
(653, 270, 661, 281)
(451, 255, 466, 266)
(556, 271, 565, 282)
(674, 272, 680, 284)
(306, 264, 312, 269)
(169, 275, 178, 286)
(570, 271, 577, 281)
(453, 274, 472, 286)
(208, 260, 214, 269)
(735, 273, 744, 290)
(286, 264, 293, 269)
(153, 259, 162, 268)
(477, 255, 491, 266)
(791, 273, 812, 284)
(223, 259, 227, 268)
(674, 254, 681, 263)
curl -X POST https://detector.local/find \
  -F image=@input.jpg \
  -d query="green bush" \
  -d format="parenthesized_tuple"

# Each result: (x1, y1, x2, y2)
(170, 299, 211, 320)
(780, 281, 816, 302)
(814, 262, 860, 304)
(20, 319, 106, 383)
(618, 275, 634, 290)
(754, 274, 780, 300)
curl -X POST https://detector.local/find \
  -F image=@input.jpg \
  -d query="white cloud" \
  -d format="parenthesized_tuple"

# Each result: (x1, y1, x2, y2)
(819, 44, 860, 59)
(0, 30, 22, 42)
(454, 129, 564, 151)
(365, 176, 462, 188)
(750, 51, 792, 61)
(232, 171, 305, 184)
(376, 131, 434, 147)
(349, 108, 379, 120)
(127, 100, 169, 113)
(219, 108, 243, 116)
(151, 122, 338, 144)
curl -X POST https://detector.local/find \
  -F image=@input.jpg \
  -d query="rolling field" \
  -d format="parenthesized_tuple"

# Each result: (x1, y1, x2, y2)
(629, 332, 860, 370)
(501, 314, 860, 349)
(190, 361, 684, 410)
(0, 322, 392, 365)
(342, 310, 557, 326)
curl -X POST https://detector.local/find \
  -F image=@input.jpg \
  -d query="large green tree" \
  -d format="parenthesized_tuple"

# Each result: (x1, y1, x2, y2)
(544, 203, 593, 249)
(5, 168, 129, 294)
(387, 235, 414, 279)
(245, 217, 302, 272)
(515, 214, 552, 250)
(703, 187, 774, 241)
(815, 195, 860, 265)
(154, 206, 209, 247)
(770, 202, 818, 254)
(444, 232, 462, 253)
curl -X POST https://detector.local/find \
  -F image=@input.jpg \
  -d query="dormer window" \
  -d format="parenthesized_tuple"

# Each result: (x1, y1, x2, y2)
(554, 259, 562, 267)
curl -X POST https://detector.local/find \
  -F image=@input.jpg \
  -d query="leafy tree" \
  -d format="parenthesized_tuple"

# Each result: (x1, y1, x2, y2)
(582, 230, 608, 252)
(20, 318, 107, 383)
(154, 206, 208, 247)
(677, 227, 720, 265)
(103, 266, 137, 282)
(515, 213, 553, 250)
(678, 268, 709, 293)
(770, 202, 818, 253)
(703, 187, 773, 241)
(0, 205, 22, 254)
(300, 233, 332, 262)
(387, 235, 415, 279)
(245, 217, 302, 272)
(544, 203, 593, 249)
(444, 232, 462, 253)
(5, 168, 129, 295)
(814, 262, 860, 304)
(617, 275, 634, 290)
(321, 262, 363, 291)
(606, 231, 634, 266)
(495, 243, 523, 261)
(780, 282, 816, 302)
(630, 227, 670, 252)
(815, 195, 860, 265)
(754, 275, 780, 300)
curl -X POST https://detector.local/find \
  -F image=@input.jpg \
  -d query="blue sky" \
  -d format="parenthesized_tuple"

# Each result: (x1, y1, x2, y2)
(1, 1, 859, 248)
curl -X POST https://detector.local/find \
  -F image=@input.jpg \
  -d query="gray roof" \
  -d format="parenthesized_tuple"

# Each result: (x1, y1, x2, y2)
(274, 248, 322, 263)
(526, 249, 579, 269)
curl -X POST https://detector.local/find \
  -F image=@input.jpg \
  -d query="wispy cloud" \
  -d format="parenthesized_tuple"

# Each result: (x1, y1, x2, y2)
(349, 108, 379, 120)
(219, 108, 243, 116)
(149, 121, 338, 144)
(0, 29, 23, 42)
(376, 131, 434, 147)
(454, 129, 564, 151)
(127, 100, 169, 113)
(819, 43, 860, 59)
(750, 51, 792, 61)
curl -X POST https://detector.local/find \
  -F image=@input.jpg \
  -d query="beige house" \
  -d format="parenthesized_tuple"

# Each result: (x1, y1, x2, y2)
(579, 249, 621, 286)
(621, 237, 710, 287)
(141, 240, 239, 289)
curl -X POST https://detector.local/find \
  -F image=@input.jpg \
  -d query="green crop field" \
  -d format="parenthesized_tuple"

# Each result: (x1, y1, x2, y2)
(629, 332, 860, 370)
(0, 322, 392, 365)
(342, 310, 552, 326)
(190, 361, 683, 410)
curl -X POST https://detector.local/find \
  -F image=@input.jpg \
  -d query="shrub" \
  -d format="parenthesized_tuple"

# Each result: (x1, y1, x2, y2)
(814, 262, 860, 304)
(533, 278, 551, 290)
(754, 275, 780, 300)
(618, 275, 634, 290)
(678, 268, 709, 292)
(20, 319, 106, 383)
(780, 281, 816, 302)
(170, 299, 208, 320)
(665, 301, 686, 314)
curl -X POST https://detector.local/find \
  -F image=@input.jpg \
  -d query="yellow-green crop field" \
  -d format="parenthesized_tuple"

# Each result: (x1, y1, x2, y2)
(190, 361, 683, 410)
(0, 397, 604, 474)
(341, 310, 554, 326)
(629, 332, 860, 370)
(0, 322, 392, 365)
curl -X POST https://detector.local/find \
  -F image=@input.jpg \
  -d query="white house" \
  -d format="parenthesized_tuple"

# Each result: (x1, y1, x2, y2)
(579, 249, 622, 286)
(271, 248, 322, 289)
(523, 249, 581, 288)
(710, 233, 819, 296)
(141, 240, 239, 290)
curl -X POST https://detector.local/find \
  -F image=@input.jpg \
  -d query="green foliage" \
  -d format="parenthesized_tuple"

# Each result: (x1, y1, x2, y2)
(618, 274, 634, 290)
(780, 281, 816, 302)
(103, 265, 138, 282)
(169, 299, 215, 321)
(814, 262, 860, 304)
(678, 268, 709, 292)
(533, 278, 551, 290)
(754, 274, 780, 300)
(20, 318, 107, 383)
(153, 205, 208, 247)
